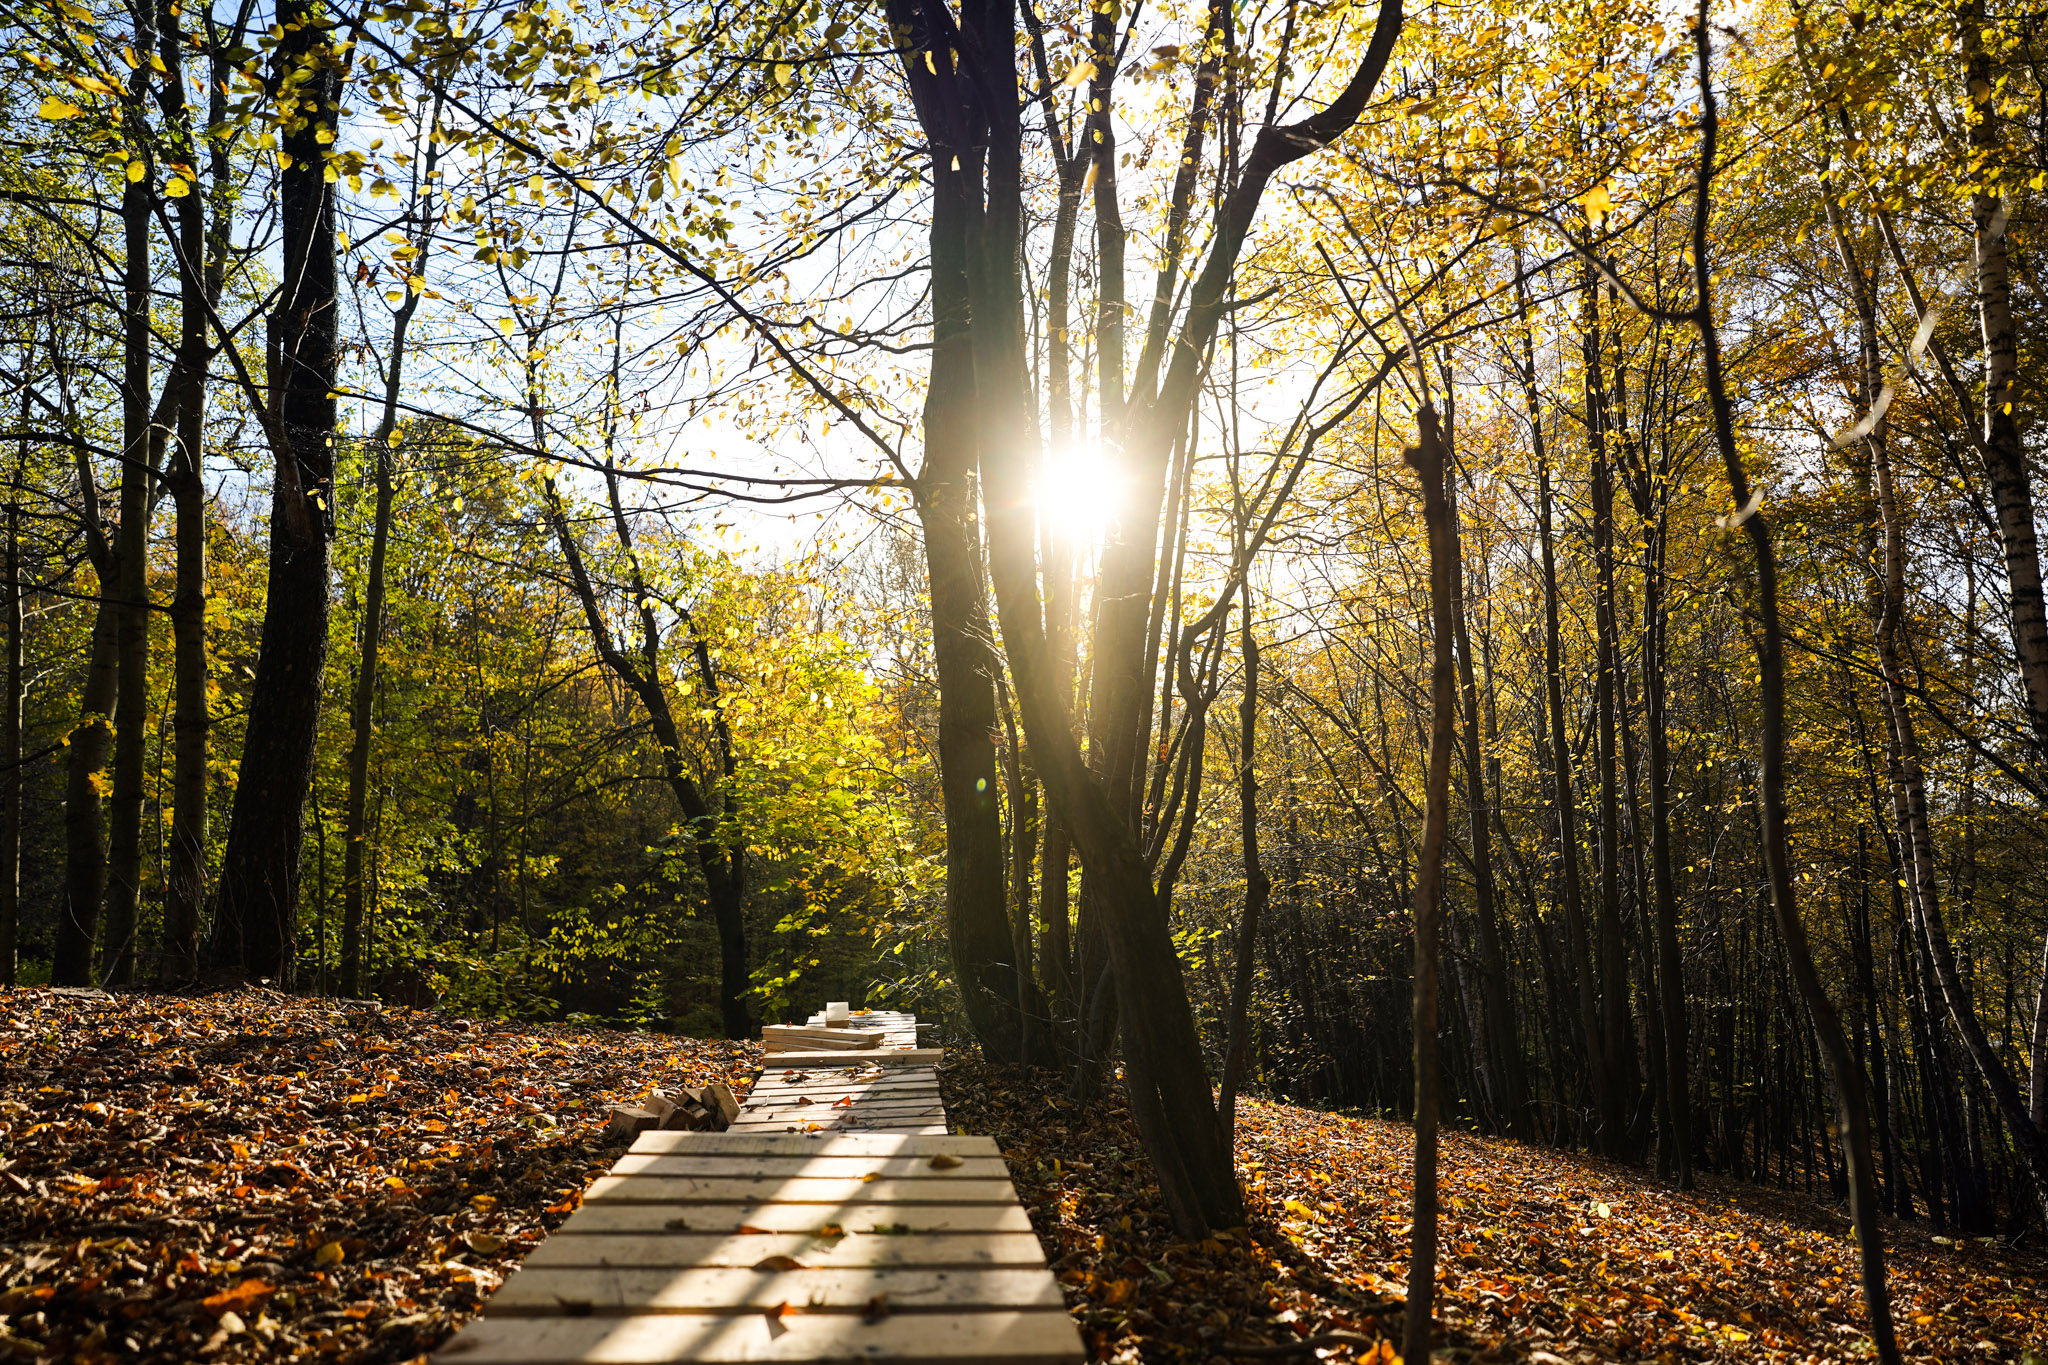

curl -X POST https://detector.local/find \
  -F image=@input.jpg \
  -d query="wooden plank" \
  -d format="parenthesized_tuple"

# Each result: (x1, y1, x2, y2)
(745, 1081, 940, 1099)
(544, 1203, 1040, 1252)
(758, 1048, 943, 1067)
(432, 1308, 1083, 1364)
(724, 1122, 951, 1137)
(737, 1096, 942, 1121)
(609, 1154, 1009, 1180)
(582, 1175, 1015, 1206)
(484, 1266, 1064, 1316)
(547, 1203, 1036, 1238)
(762, 1025, 885, 1053)
(747, 1074, 939, 1094)
(724, 1129, 954, 1137)
(739, 1089, 941, 1109)
(524, 1230, 1047, 1271)
(625, 1134, 993, 1158)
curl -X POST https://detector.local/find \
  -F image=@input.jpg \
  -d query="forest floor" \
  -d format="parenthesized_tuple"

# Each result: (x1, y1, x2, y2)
(944, 1053, 2048, 1364)
(0, 989, 2040, 1364)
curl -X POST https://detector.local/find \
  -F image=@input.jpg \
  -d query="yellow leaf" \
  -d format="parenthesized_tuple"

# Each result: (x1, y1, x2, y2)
(314, 1241, 345, 1266)
(164, 177, 191, 197)
(1064, 59, 1096, 87)
(38, 97, 83, 119)
(126, 160, 146, 182)
(1577, 182, 1613, 220)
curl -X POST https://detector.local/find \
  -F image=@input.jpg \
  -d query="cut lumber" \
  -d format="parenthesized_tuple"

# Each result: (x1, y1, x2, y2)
(608, 1154, 1008, 1181)
(759, 1047, 943, 1067)
(624, 1133, 995, 1158)
(431, 1307, 1083, 1363)
(703, 1080, 741, 1125)
(607, 1106, 665, 1141)
(545, 1202, 1036, 1238)
(724, 1121, 951, 1137)
(761, 1025, 883, 1053)
(523, 1230, 1049, 1270)
(581, 1175, 1016, 1206)
(484, 1266, 1065, 1316)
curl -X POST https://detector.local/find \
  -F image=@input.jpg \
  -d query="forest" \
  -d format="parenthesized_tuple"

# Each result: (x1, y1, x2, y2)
(1, 0, 2046, 1355)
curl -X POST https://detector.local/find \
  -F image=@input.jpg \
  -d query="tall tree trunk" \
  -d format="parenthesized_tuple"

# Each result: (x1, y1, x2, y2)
(1960, 0, 2048, 775)
(912, 140, 1034, 1060)
(1447, 428, 1525, 1138)
(55, 452, 117, 988)
(340, 444, 393, 998)
(159, 4, 213, 982)
(1219, 588, 1269, 1135)
(1515, 264, 1601, 1132)
(0, 485, 18, 987)
(1688, 13, 1898, 1354)
(1585, 277, 1632, 1158)
(1404, 401, 1456, 1362)
(214, 0, 342, 985)
(341, 95, 438, 997)
(101, 89, 158, 987)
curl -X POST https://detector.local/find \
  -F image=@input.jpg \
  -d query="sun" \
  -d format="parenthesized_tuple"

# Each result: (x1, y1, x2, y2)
(1036, 445, 1124, 543)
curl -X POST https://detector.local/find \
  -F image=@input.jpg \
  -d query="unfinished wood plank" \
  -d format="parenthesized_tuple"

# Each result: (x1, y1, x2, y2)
(733, 1096, 946, 1121)
(523, 1229, 1046, 1270)
(484, 1266, 1064, 1316)
(608, 1153, 1008, 1180)
(745, 1078, 939, 1098)
(761, 1025, 884, 1052)
(625, 1133, 993, 1158)
(746, 1079, 939, 1097)
(741, 1089, 943, 1106)
(432, 1307, 1083, 1364)
(759, 1047, 943, 1067)
(546, 1202, 1036, 1238)
(581, 1175, 1015, 1205)
(723, 1122, 951, 1137)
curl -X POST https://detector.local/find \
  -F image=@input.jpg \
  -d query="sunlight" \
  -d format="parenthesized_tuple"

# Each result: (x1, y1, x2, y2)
(1036, 444, 1124, 543)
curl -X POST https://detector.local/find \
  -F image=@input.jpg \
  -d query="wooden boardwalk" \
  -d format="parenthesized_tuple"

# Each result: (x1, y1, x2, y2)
(434, 1010, 1083, 1364)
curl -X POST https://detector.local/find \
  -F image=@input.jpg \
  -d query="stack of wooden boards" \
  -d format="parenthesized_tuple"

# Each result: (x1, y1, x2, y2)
(761, 1024, 885, 1054)
(606, 1082, 741, 1140)
(433, 1010, 1083, 1364)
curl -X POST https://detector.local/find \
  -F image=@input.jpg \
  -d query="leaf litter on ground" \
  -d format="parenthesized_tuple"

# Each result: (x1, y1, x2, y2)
(0, 987, 756, 1362)
(6, 988, 2043, 1364)
(938, 1049, 2048, 1364)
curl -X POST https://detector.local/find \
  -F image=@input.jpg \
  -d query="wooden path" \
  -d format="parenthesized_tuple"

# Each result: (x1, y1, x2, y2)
(435, 1010, 1083, 1364)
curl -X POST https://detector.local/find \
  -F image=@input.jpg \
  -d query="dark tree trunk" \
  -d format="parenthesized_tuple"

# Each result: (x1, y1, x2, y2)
(1688, 15, 1897, 1354)
(214, 0, 342, 985)
(1404, 401, 1456, 1361)
(1446, 425, 1525, 1138)
(0, 485, 18, 987)
(102, 97, 159, 987)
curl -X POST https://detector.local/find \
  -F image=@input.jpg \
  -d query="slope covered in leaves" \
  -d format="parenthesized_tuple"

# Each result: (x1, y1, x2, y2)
(941, 1052, 2048, 1363)
(0, 988, 757, 1362)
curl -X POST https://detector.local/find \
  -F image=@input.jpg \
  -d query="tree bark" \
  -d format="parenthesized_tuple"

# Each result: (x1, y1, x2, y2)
(0, 483, 19, 987)
(1446, 420, 1525, 1138)
(1219, 587, 1268, 1135)
(101, 80, 159, 986)
(54, 451, 117, 988)
(214, 0, 343, 985)
(1688, 13, 1897, 1354)
(1404, 401, 1456, 1362)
